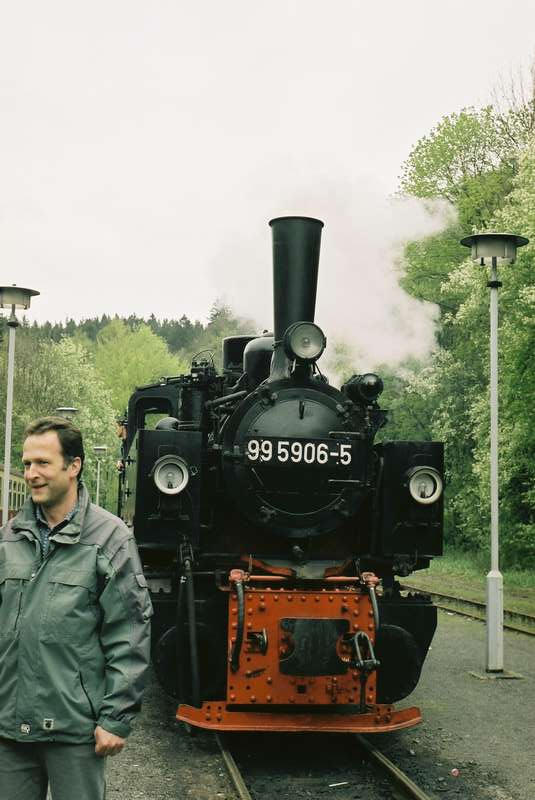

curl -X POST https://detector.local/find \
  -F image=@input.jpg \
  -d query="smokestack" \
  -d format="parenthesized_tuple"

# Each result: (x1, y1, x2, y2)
(269, 216, 324, 343)
(267, 216, 324, 382)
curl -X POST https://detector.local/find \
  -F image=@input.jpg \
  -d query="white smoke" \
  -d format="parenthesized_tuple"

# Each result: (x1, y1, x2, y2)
(211, 172, 455, 381)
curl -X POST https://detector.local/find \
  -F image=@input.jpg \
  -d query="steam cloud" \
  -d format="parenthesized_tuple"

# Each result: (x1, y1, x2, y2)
(211, 174, 455, 382)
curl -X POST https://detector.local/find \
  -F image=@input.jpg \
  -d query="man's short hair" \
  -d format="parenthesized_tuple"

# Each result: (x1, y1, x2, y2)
(24, 417, 85, 480)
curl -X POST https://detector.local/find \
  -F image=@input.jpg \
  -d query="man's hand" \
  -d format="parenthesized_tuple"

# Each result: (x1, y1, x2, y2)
(94, 725, 126, 757)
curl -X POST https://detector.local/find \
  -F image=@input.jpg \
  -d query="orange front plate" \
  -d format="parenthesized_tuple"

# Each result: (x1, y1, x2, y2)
(176, 583, 423, 733)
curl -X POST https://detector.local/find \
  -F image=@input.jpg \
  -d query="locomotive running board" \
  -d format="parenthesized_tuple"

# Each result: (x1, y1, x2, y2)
(177, 703, 422, 733)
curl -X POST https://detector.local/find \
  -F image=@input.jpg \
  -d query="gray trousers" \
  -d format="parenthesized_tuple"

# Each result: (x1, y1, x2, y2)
(0, 738, 106, 800)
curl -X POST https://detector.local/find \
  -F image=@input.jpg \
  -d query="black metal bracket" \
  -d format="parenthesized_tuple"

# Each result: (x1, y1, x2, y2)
(179, 539, 194, 568)
(247, 629, 268, 655)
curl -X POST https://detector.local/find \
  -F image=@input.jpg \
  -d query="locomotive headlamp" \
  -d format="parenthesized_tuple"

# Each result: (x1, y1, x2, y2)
(283, 321, 326, 362)
(356, 373, 383, 402)
(343, 373, 384, 404)
(152, 454, 189, 495)
(407, 466, 443, 505)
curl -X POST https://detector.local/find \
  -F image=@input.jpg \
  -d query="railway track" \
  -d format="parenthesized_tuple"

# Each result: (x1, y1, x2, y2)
(401, 584, 535, 636)
(216, 731, 434, 800)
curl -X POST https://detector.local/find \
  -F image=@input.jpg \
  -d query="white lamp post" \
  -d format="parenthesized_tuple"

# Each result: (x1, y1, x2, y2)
(461, 232, 528, 672)
(93, 445, 107, 506)
(1, 285, 39, 525)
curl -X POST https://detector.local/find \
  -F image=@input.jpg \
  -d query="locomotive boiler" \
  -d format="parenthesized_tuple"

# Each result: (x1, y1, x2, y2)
(118, 216, 444, 733)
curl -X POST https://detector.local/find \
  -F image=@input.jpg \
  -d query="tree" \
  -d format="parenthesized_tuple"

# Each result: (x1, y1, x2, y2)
(93, 319, 188, 415)
(397, 88, 535, 565)
(0, 334, 119, 511)
(400, 140, 535, 565)
(399, 107, 516, 229)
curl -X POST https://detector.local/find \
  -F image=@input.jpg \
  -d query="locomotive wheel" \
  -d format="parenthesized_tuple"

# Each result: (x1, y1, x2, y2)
(374, 624, 423, 703)
(153, 622, 227, 702)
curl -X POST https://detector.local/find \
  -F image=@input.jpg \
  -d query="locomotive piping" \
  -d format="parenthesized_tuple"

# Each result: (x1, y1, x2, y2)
(175, 574, 186, 701)
(230, 577, 245, 673)
(184, 558, 201, 708)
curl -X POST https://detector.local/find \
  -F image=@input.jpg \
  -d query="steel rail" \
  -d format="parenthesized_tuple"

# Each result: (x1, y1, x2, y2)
(401, 585, 535, 637)
(215, 733, 253, 800)
(355, 734, 432, 800)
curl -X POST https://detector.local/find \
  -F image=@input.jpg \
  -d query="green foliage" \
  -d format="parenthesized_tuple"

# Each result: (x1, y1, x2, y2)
(400, 225, 467, 320)
(401, 136, 535, 565)
(399, 107, 515, 228)
(93, 319, 188, 415)
(375, 359, 437, 442)
(397, 95, 535, 568)
(0, 334, 118, 511)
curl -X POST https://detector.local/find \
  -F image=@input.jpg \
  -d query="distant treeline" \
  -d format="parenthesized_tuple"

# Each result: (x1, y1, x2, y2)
(4, 313, 203, 353)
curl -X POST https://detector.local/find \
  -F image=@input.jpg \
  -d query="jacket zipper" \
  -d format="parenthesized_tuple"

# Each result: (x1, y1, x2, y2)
(13, 582, 24, 630)
(29, 543, 56, 581)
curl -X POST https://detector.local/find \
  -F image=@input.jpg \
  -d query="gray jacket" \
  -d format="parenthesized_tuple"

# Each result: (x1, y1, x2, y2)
(0, 485, 152, 743)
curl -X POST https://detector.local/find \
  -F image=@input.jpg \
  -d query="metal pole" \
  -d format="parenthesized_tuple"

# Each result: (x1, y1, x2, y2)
(1, 311, 18, 526)
(486, 257, 503, 672)
(95, 459, 101, 506)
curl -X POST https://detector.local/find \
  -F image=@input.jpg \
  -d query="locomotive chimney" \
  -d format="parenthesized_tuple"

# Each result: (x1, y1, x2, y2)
(269, 216, 324, 380)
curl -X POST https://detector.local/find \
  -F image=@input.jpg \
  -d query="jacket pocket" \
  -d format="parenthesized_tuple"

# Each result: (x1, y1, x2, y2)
(0, 563, 33, 636)
(79, 671, 97, 721)
(41, 569, 98, 642)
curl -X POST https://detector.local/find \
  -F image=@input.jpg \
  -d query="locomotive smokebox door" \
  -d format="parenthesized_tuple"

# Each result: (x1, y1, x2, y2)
(376, 441, 444, 557)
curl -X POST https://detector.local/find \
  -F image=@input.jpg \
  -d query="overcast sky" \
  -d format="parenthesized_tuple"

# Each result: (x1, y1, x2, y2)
(1, 1, 535, 365)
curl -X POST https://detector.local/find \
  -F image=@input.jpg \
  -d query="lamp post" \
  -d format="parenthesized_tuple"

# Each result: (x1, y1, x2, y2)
(1, 285, 40, 526)
(460, 232, 528, 672)
(93, 445, 107, 506)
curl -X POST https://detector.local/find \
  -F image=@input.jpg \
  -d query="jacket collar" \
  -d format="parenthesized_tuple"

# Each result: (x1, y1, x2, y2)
(12, 483, 91, 545)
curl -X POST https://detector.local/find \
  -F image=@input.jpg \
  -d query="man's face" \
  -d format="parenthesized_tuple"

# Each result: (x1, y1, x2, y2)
(22, 431, 80, 510)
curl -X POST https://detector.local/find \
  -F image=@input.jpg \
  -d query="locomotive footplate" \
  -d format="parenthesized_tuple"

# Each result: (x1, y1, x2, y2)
(176, 703, 422, 733)
(176, 576, 423, 733)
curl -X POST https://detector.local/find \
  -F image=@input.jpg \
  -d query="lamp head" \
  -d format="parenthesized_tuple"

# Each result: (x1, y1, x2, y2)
(460, 232, 528, 265)
(0, 285, 40, 310)
(55, 407, 78, 418)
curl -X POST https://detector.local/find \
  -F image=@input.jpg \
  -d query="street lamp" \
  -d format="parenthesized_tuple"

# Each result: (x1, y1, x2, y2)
(1, 285, 40, 525)
(93, 445, 108, 506)
(460, 232, 528, 673)
(55, 407, 78, 419)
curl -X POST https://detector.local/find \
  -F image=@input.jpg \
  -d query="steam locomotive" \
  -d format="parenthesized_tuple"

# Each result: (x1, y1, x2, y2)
(118, 216, 443, 733)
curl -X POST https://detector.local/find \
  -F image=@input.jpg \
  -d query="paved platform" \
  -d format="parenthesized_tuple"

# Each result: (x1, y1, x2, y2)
(374, 610, 535, 799)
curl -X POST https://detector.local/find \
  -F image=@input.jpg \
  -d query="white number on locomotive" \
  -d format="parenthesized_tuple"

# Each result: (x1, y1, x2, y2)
(246, 439, 352, 466)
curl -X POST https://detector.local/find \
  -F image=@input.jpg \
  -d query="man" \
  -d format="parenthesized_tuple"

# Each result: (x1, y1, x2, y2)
(0, 417, 152, 800)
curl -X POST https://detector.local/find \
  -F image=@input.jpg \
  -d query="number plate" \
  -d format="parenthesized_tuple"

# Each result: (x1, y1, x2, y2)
(244, 437, 353, 467)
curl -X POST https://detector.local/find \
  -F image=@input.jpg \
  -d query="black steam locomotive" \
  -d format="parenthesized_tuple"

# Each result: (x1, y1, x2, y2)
(119, 216, 443, 733)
